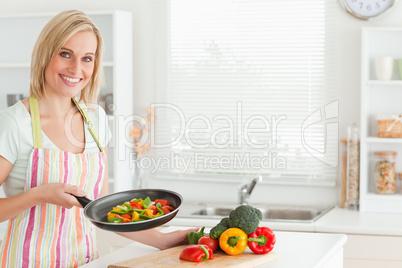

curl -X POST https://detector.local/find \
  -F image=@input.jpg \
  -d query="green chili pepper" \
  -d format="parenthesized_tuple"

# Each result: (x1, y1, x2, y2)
(108, 217, 123, 223)
(142, 197, 154, 209)
(156, 203, 164, 216)
(188, 226, 206, 244)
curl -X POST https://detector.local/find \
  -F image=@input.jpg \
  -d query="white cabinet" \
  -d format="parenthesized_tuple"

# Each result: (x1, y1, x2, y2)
(360, 27, 402, 213)
(0, 11, 133, 193)
(344, 234, 402, 268)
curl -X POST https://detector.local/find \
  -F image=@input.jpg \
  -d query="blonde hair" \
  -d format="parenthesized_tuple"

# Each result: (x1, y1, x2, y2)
(29, 10, 104, 105)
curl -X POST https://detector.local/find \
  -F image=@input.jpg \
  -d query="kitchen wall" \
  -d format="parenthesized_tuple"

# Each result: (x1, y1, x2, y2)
(1, 0, 402, 207)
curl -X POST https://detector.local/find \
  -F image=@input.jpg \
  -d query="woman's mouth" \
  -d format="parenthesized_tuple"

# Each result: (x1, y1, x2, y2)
(60, 74, 82, 85)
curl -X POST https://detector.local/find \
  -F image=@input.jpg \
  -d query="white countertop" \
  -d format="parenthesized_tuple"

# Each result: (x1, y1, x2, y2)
(170, 206, 402, 236)
(82, 226, 347, 268)
(315, 207, 402, 236)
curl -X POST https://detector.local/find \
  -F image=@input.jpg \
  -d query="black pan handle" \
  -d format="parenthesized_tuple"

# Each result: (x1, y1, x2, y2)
(73, 195, 92, 208)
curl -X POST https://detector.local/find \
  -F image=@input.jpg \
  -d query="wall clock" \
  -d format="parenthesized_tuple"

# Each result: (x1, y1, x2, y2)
(339, 0, 397, 20)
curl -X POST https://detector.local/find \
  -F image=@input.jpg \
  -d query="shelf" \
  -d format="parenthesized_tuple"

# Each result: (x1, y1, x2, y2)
(0, 61, 113, 68)
(366, 80, 402, 86)
(365, 137, 402, 144)
(360, 27, 402, 213)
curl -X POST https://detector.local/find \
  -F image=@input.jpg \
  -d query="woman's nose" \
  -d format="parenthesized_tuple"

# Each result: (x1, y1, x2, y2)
(68, 58, 82, 74)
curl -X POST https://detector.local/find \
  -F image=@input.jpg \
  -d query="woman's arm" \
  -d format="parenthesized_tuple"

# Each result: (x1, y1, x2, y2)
(0, 155, 87, 223)
(116, 227, 199, 250)
(99, 149, 197, 250)
(98, 148, 197, 250)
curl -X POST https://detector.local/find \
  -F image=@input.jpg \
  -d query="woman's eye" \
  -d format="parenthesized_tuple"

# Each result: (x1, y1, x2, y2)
(60, 52, 70, 58)
(82, 57, 93, 62)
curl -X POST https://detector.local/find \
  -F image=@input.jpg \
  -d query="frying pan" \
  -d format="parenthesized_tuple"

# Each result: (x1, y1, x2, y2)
(74, 189, 183, 232)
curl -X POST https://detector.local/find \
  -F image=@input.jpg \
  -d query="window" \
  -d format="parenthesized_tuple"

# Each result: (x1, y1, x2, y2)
(151, 0, 338, 185)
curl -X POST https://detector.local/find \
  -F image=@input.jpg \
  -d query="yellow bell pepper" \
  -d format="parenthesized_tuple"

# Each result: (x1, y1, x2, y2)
(144, 209, 154, 217)
(132, 211, 140, 221)
(107, 212, 117, 218)
(219, 228, 248, 256)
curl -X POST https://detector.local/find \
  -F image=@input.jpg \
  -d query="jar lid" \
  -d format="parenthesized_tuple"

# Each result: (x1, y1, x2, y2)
(373, 151, 397, 156)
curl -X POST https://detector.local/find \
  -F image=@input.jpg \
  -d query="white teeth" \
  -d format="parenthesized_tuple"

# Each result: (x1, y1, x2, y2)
(62, 75, 80, 83)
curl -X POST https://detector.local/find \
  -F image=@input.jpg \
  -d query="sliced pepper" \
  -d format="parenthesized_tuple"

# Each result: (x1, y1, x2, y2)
(163, 205, 174, 211)
(139, 214, 153, 220)
(161, 207, 171, 215)
(142, 197, 154, 209)
(148, 205, 158, 215)
(156, 203, 165, 216)
(123, 202, 133, 212)
(117, 205, 129, 213)
(133, 209, 145, 214)
(108, 217, 123, 223)
(107, 212, 118, 218)
(248, 227, 276, 254)
(110, 207, 129, 215)
(131, 211, 140, 221)
(155, 199, 170, 207)
(130, 201, 143, 210)
(144, 209, 154, 217)
(180, 245, 215, 262)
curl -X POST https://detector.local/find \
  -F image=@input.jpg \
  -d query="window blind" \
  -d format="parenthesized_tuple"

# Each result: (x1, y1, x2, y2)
(151, 0, 338, 185)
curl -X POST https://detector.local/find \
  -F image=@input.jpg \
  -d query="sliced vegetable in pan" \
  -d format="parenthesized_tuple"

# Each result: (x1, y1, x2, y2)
(107, 197, 175, 223)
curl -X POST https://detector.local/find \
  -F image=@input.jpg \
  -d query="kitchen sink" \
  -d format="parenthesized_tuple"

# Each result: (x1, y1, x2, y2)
(189, 205, 332, 223)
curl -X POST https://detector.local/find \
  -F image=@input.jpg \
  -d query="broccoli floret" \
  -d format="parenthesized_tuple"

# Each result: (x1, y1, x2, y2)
(228, 205, 262, 234)
(209, 217, 229, 239)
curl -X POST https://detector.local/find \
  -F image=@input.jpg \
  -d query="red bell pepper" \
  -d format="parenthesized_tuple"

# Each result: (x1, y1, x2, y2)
(161, 207, 171, 215)
(247, 227, 276, 254)
(129, 201, 142, 210)
(179, 245, 215, 262)
(155, 199, 170, 206)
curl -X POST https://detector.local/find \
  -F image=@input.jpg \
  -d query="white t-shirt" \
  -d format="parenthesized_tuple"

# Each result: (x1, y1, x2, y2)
(0, 100, 111, 198)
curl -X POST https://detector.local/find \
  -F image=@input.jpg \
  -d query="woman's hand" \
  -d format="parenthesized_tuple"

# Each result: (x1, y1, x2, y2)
(33, 182, 86, 209)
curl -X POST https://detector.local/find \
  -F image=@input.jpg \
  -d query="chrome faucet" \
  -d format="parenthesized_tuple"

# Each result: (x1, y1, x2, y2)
(238, 176, 262, 206)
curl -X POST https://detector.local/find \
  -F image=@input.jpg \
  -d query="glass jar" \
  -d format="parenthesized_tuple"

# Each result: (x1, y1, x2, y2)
(346, 125, 360, 208)
(339, 139, 347, 208)
(373, 151, 397, 194)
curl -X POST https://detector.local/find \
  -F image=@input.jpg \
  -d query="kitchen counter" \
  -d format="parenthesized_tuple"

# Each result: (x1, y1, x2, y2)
(82, 226, 347, 268)
(314, 207, 402, 236)
(171, 206, 402, 236)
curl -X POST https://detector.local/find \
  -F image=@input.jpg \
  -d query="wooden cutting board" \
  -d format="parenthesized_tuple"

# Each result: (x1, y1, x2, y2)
(108, 245, 278, 268)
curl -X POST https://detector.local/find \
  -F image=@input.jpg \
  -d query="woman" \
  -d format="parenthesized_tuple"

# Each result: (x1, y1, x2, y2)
(0, 10, 195, 267)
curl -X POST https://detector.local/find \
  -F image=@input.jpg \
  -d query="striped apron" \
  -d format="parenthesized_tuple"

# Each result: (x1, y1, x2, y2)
(0, 96, 106, 267)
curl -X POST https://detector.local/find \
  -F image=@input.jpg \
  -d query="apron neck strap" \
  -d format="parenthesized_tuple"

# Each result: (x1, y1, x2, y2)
(29, 96, 43, 149)
(72, 98, 104, 152)
(29, 96, 104, 152)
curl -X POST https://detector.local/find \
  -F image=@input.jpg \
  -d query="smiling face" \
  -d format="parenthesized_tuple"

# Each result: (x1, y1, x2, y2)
(44, 31, 97, 99)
